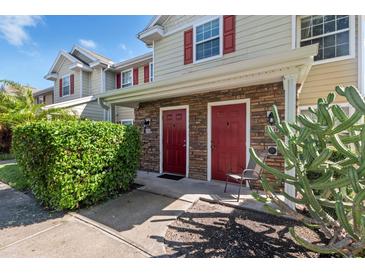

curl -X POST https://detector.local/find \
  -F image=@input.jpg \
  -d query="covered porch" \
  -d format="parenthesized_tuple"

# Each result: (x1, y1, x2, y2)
(136, 170, 275, 213)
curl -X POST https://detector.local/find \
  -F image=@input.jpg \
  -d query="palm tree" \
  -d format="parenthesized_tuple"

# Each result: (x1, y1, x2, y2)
(0, 80, 76, 152)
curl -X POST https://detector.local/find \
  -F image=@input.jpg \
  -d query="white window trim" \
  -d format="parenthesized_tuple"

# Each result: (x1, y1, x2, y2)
(120, 119, 134, 125)
(121, 68, 133, 88)
(149, 62, 154, 82)
(207, 99, 250, 182)
(294, 15, 356, 65)
(298, 103, 355, 116)
(61, 74, 71, 97)
(193, 16, 223, 64)
(159, 105, 189, 177)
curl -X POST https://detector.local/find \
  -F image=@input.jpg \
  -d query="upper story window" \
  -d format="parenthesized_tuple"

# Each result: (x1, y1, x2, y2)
(37, 96, 44, 104)
(62, 75, 70, 96)
(195, 18, 220, 61)
(150, 63, 154, 82)
(299, 15, 352, 62)
(122, 70, 132, 88)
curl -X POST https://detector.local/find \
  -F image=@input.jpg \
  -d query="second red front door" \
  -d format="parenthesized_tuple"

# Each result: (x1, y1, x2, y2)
(163, 109, 186, 175)
(211, 103, 247, 181)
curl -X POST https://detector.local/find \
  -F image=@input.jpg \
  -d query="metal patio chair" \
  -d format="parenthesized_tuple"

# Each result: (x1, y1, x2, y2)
(224, 153, 267, 202)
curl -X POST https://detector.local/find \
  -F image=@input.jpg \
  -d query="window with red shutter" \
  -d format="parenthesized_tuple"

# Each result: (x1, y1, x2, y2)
(70, 74, 74, 95)
(223, 15, 236, 54)
(133, 67, 138, 85)
(144, 64, 150, 83)
(59, 78, 62, 97)
(116, 72, 121, 89)
(184, 29, 193, 64)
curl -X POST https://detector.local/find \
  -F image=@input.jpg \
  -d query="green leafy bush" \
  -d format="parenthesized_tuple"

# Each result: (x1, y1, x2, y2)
(12, 120, 140, 210)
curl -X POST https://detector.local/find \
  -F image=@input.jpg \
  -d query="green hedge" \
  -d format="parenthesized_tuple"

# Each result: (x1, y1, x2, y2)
(12, 120, 140, 210)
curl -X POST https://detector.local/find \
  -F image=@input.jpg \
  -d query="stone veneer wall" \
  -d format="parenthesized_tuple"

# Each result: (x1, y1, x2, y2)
(134, 82, 286, 188)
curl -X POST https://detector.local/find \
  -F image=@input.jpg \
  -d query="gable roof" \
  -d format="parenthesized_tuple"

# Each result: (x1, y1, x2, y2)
(46, 50, 81, 75)
(71, 45, 113, 65)
(142, 15, 171, 32)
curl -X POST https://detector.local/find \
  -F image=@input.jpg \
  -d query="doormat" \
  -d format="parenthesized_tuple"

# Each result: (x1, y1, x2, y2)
(158, 174, 184, 180)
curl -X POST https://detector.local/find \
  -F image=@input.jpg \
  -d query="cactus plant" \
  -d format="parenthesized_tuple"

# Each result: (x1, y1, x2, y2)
(250, 85, 365, 257)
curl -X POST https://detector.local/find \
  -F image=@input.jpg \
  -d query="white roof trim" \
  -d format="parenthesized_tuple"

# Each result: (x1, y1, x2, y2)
(43, 96, 96, 110)
(71, 45, 114, 65)
(71, 45, 98, 62)
(69, 62, 93, 72)
(47, 50, 80, 76)
(113, 52, 153, 69)
(44, 73, 58, 80)
(144, 16, 163, 31)
(98, 45, 318, 106)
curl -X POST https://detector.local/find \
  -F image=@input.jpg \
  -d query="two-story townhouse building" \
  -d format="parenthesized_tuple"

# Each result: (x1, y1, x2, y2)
(43, 45, 151, 123)
(96, 15, 364, 202)
(33, 86, 54, 105)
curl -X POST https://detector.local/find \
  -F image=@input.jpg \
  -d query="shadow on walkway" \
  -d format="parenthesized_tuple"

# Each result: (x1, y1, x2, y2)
(0, 183, 63, 230)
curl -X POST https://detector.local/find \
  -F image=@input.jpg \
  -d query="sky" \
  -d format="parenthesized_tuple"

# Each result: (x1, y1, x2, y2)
(0, 15, 153, 89)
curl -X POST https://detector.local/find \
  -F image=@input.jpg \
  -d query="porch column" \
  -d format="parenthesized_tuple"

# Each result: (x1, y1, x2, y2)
(283, 74, 297, 209)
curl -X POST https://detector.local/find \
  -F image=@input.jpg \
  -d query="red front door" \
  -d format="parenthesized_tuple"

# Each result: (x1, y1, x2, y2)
(163, 109, 186, 175)
(211, 103, 246, 181)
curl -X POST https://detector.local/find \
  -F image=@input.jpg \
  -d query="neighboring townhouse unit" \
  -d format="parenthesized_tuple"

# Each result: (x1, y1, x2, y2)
(43, 45, 150, 123)
(96, 15, 365, 200)
(33, 86, 54, 105)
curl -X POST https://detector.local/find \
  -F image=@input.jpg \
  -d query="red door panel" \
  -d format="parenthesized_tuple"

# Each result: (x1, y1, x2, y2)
(211, 103, 246, 181)
(163, 109, 186, 175)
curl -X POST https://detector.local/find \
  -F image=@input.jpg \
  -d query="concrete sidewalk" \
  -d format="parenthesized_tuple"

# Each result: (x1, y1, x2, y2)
(0, 171, 270, 258)
(0, 182, 148, 257)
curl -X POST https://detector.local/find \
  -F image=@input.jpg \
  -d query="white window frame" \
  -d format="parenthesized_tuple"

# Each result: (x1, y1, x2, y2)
(61, 74, 70, 97)
(120, 119, 134, 125)
(121, 69, 133, 88)
(193, 16, 223, 64)
(299, 103, 355, 116)
(37, 95, 44, 104)
(295, 15, 356, 65)
(149, 62, 154, 82)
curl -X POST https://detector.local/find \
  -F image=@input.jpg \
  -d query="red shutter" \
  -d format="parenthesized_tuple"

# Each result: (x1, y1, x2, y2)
(70, 74, 74, 95)
(116, 72, 121, 89)
(144, 64, 150, 83)
(184, 29, 193, 64)
(59, 78, 62, 97)
(223, 15, 236, 54)
(133, 67, 139, 85)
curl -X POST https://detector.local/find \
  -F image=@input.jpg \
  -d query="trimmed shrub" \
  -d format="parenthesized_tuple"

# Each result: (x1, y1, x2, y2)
(12, 120, 140, 210)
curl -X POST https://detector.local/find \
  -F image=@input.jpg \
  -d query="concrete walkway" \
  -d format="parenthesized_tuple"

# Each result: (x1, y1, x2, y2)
(0, 171, 269, 257)
(0, 182, 148, 257)
(136, 171, 268, 212)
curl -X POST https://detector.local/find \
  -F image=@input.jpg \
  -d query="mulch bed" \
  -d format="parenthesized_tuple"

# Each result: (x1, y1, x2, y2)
(164, 200, 332, 258)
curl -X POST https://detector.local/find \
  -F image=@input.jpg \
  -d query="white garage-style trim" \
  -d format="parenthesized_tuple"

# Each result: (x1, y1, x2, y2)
(207, 98, 251, 182)
(159, 105, 190, 177)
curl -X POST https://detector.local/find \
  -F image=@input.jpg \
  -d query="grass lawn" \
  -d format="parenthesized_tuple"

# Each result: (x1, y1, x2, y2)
(0, 163, 29, 191)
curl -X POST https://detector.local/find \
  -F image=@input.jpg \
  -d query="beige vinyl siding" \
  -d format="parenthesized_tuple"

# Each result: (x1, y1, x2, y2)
(299, 16, 358, 106)
(44, 93, 53, 105)
(154, 15, 292, 81)
(114, 106, 135, 122)
(105, 71, 115, 91)
(54, 57, 80, 103)
(67, 101, 104, 121)
(91, 67, 103, 95)
(116, 62, 152, 89)
(82, 71, 91, 96)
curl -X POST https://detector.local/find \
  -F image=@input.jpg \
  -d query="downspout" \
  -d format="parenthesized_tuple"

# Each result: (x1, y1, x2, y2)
(358, 15, 365, 96)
